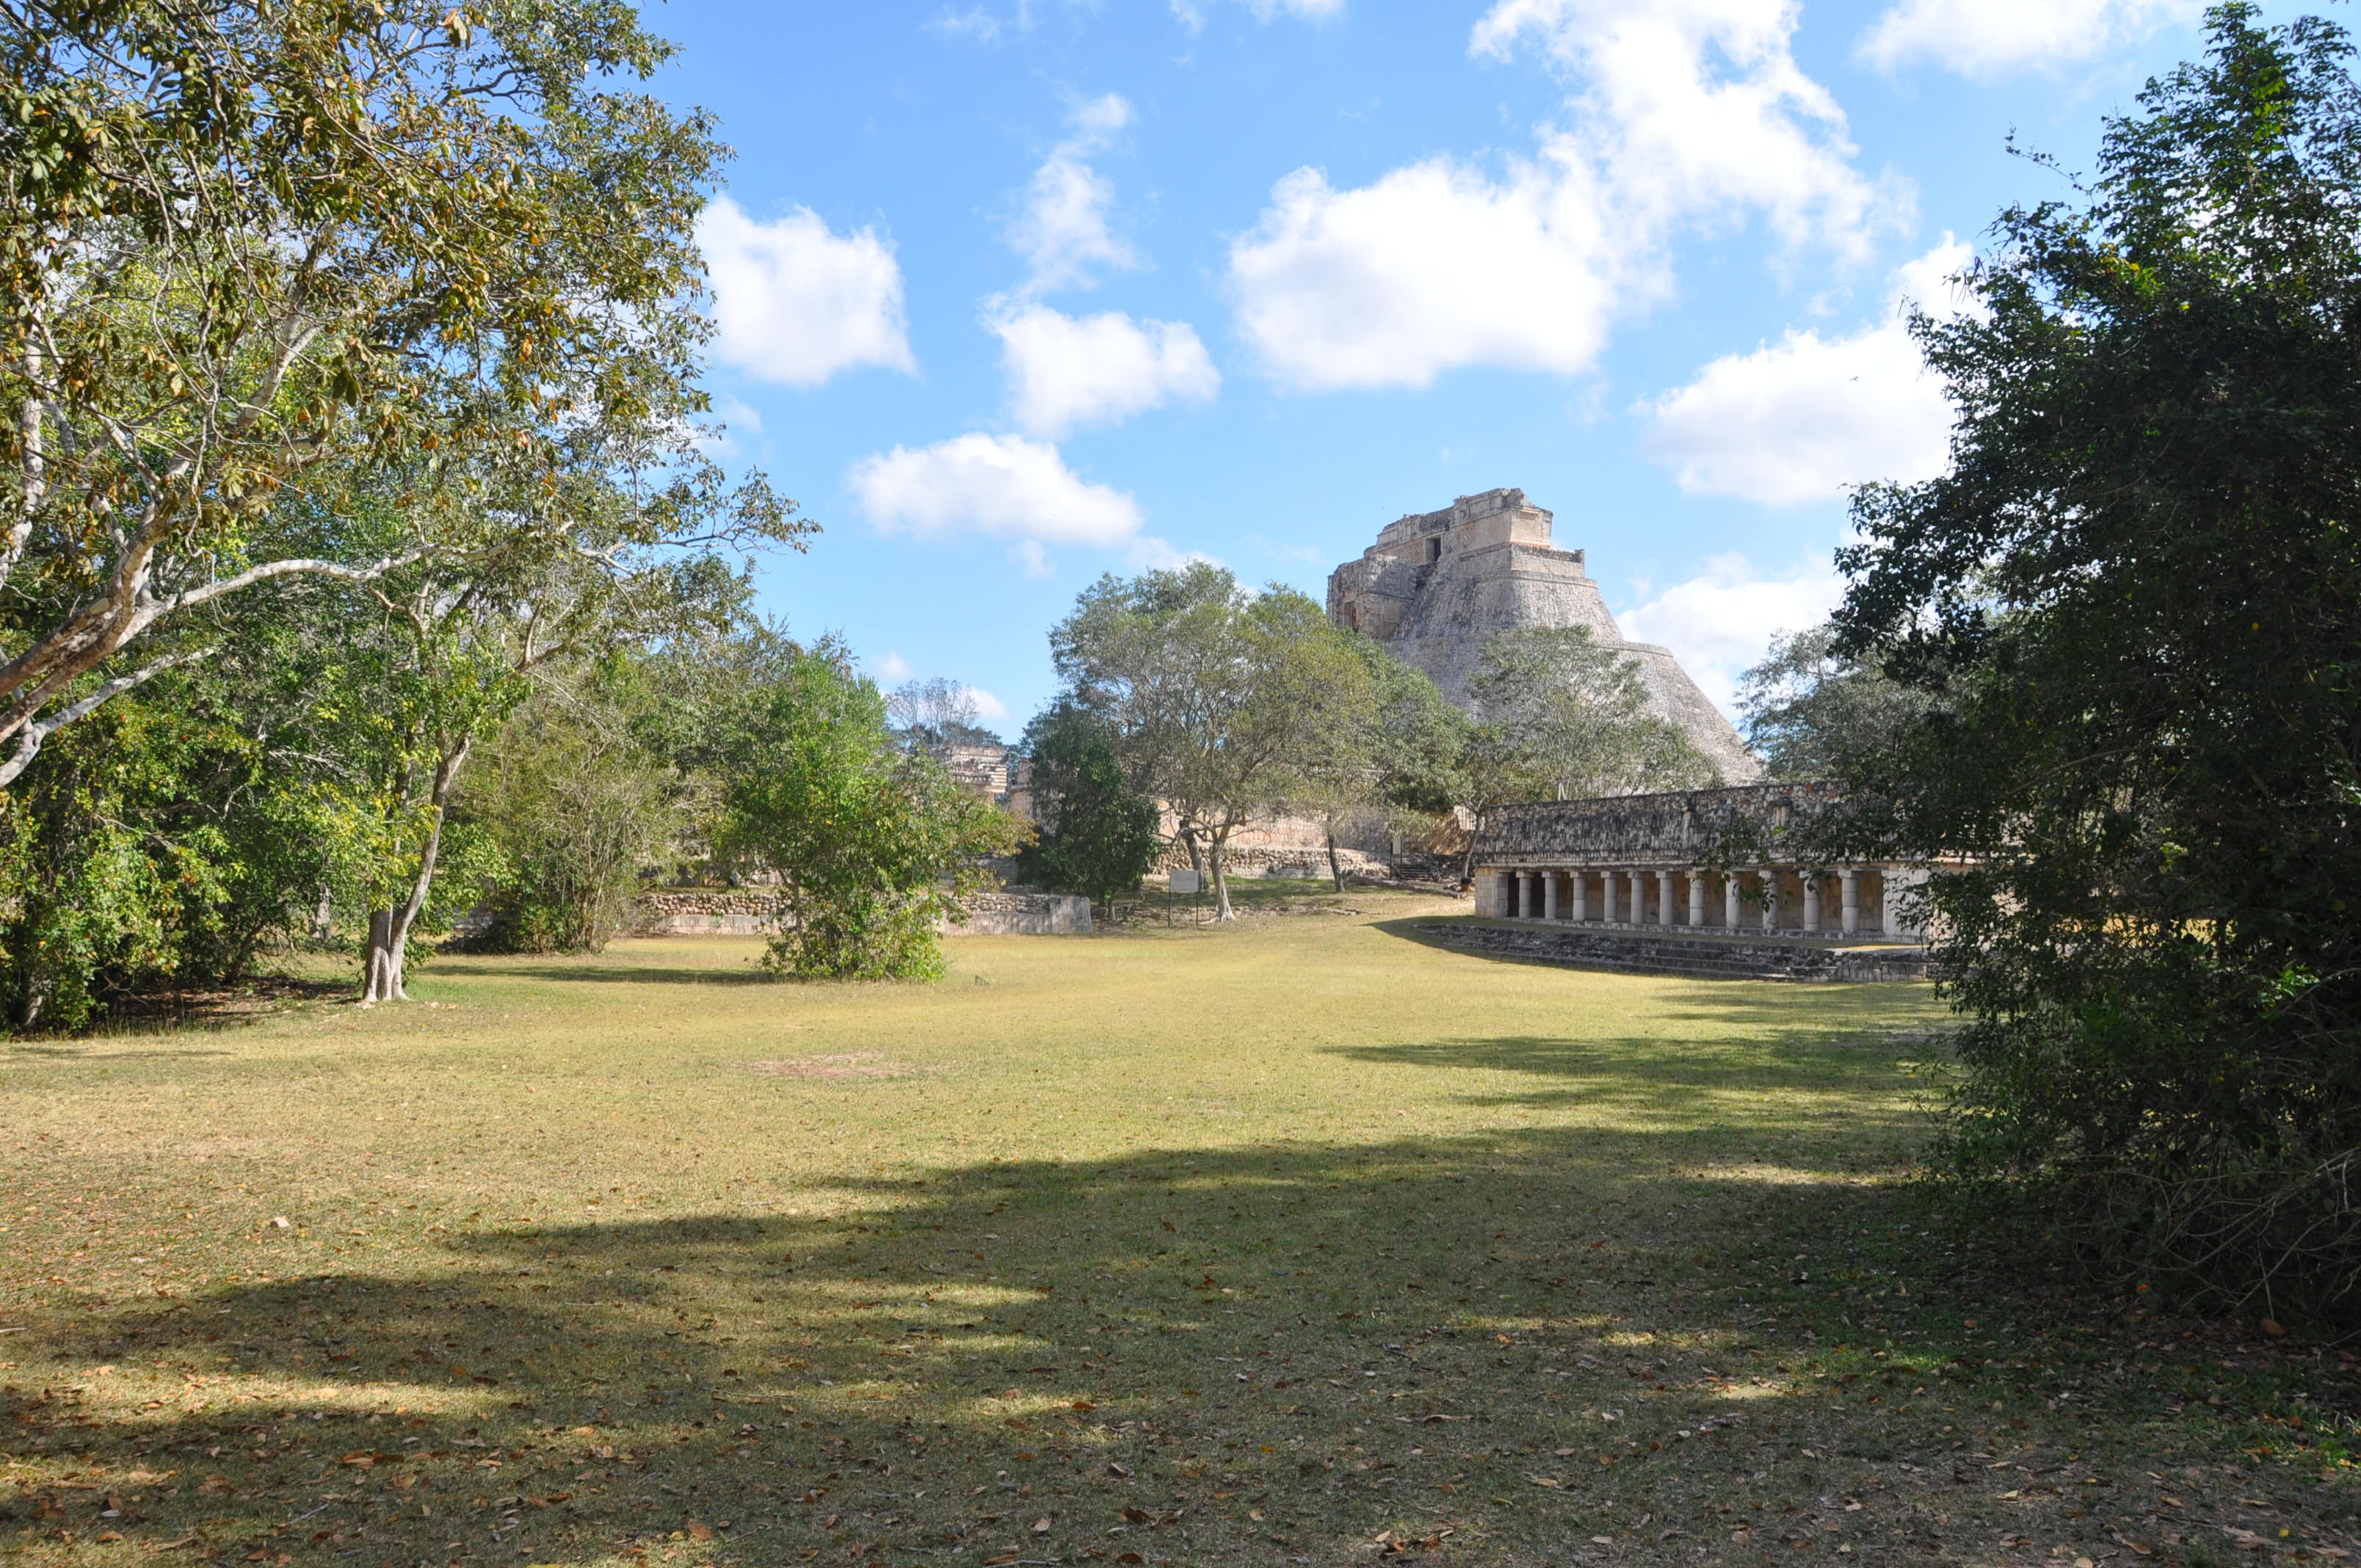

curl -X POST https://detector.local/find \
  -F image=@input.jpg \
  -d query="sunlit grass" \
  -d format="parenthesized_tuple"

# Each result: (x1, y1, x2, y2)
(0, 894, 2350, 1565)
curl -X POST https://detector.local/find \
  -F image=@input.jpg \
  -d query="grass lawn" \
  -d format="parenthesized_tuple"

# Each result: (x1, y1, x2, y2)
(3, 890, 2355, 1567)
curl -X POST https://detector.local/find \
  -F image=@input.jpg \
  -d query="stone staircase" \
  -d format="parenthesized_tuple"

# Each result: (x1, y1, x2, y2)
(1412, 921, 1936, 983)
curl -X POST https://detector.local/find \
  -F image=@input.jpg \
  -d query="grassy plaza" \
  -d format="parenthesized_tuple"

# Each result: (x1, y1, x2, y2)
(2, 889, 2354, 1566)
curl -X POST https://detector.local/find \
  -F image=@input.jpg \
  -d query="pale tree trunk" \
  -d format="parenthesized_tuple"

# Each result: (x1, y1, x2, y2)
(361, 738, 471, 1004)
(1208, 828, 1236, 921)
(1324, 819, 1345, 893)
(1177, 820, 1205, 879)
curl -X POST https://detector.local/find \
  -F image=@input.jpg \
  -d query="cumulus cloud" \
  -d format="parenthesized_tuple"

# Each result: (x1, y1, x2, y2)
(1637, 234, 1970, 505)
(1856, 0, 2195, 79)
(1619, 553, 1846, 714)
(873, 650, 914, 682)
(698, 197, 915, 387)
(1228, 0, 1901, 391)
(1229, 148, 1623, 392)
(965, 686, 1012, 721)
(990, 303, 1220, 437)
(847, 433, 1146, 576)
(1009, 95, 1141, 297)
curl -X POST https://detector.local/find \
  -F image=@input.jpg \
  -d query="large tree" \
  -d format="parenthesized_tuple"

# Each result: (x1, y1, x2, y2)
(1735, 624, 1938, 780)
(1049, 563, 1372, 920)
(1016, 702, 1162, 912)
(0, 0, 742, 781)
(1831, 4, 2361, 1316)
(1286, 636, 1467, 890)
(1462, 626, 1719, 816)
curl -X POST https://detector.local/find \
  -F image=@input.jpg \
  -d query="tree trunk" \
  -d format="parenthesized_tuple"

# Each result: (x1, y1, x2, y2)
(1208, 829, 1235, 921)
(360, 737, 471, 1004)
(1178, 821, 1205, 879)
(1325, 821, 1344, 892)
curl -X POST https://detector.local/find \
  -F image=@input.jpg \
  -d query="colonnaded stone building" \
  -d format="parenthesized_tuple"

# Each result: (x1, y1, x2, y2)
(1327, 487, 1758, 783)
(1471, 783, 1929, 942)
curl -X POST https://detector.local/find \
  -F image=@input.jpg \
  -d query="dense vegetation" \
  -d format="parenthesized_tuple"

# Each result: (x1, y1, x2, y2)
(1829, 4, 2361, 1322)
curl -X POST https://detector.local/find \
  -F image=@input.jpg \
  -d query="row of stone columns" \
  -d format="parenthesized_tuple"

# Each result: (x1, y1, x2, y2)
(1501, 865, 1879, 937)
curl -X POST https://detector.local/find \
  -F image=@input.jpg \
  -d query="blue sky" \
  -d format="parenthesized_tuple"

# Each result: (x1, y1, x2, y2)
(651, 0, 2224, 733)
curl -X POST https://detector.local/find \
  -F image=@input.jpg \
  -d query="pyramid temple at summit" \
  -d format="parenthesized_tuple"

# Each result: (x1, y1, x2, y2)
(1325, 487, 1760, 783)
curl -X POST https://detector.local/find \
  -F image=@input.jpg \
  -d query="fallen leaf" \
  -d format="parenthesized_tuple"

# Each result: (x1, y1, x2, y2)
(1033, 1516, 1052, 1532)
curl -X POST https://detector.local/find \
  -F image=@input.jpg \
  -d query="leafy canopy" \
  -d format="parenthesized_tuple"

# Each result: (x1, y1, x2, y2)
(1831, 4, 2361, 1316)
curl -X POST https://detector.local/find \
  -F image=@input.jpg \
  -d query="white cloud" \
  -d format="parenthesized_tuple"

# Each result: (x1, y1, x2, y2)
(931, 2, 1034, 43)
(1857, 0, 2195, 79)
(990, 303, 1220, 436)
(1229, 149, 1623, 392)
(1010, 95, 1140, 297)
(964, 686, 1012, 721)
(847, 433, 1146, 574)
(698, 197, 915, 387)
(874, 650, 914, 682)
(1172, 0, 1343, 30)
(1228, 0, 1902, 391)
(1638, 234, 1969, 505)
(1620, 553, 1846, 714)
(1128, 535, 1222, 571)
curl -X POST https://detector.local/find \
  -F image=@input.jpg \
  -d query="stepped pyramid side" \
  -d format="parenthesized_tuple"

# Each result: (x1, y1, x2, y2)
(1326, 487, 1761, 784)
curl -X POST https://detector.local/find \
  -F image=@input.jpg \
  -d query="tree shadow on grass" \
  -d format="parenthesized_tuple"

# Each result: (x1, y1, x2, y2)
(10, 1109, 2318, 1568)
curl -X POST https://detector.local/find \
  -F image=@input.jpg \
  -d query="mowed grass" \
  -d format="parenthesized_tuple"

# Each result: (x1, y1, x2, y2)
(4, 890, 2357, 1567)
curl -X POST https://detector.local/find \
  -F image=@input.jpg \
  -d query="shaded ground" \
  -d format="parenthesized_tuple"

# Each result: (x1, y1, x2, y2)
(0, 897, 2354, 1567)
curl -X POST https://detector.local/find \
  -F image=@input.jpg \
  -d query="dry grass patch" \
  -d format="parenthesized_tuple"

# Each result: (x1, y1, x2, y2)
(0, 892, 2354, 1567)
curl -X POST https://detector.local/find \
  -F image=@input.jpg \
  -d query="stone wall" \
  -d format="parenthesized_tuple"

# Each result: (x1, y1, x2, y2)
(1418, 920, 1936, 983)
(1476, 782, 1850, 867)
(1327, 487, 1760, 783)
(628, 888, 1092, 937)
(951, 892, 1092, 936)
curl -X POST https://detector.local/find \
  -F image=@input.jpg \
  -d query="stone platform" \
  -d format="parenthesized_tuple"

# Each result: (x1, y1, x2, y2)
(1414, 919, 1936, 983)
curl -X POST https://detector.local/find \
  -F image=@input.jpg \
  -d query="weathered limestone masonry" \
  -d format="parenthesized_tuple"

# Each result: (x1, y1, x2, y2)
(1327, 488, 1759, 783)
(631, 889, 1092, 937)
(1470, 783, 1932, 948)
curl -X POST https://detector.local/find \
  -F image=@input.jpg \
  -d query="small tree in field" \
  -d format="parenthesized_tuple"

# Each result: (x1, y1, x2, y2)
(1018, 703, 1161, 911)
(722, 643, 1025, 980)
(1049, 564, 1371, 920)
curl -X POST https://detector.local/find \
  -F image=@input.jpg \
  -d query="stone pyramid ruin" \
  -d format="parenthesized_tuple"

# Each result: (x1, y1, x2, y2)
(1325, 487, 1760, 783)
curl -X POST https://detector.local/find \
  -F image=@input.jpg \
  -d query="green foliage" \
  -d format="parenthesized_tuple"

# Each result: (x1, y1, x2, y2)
(1829, 5, 2361, 1319)
(1736, 625, 1939, 780)
(463, 666, 680, 954)
(1049, 562, 1375, 917)
(721, 642, 1026, 981)
(0, 0, 793, 776)
(1464, 626, 1719, 808)
(1018, 703, 1161, 908)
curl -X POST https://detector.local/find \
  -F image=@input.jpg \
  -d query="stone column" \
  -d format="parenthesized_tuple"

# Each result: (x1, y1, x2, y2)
(1688, 871, 1707, 927)
(1630, 869, 1647, 926)
(1802, 873, 1822, 934)
(1543, 871, 1560, 923)
(1570, 870, 1589, 923)
(1724, 874, 1741, 930)
(1655, 869, 1674, 928)
(1840, 867, 1860, 936)
(1760, 868, 1779, 933)
(1602, 871, 1620, 923)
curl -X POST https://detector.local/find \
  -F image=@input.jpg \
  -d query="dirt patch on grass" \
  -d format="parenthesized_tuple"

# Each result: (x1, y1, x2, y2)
(737, 1052, 914, 1080)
